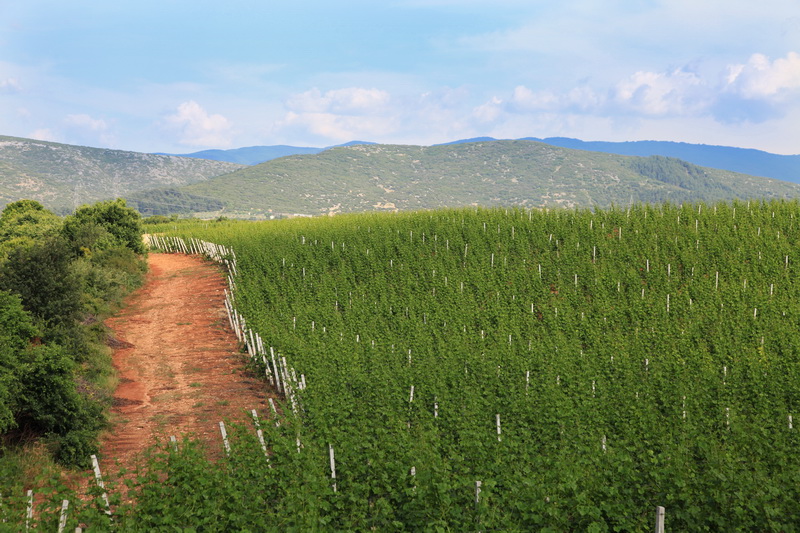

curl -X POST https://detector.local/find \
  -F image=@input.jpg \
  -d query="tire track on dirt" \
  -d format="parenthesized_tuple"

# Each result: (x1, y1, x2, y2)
(100, 253, 272, 471)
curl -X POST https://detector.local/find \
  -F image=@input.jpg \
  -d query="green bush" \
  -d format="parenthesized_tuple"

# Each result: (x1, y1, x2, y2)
(16, 344, 104, 437)
(54, 429, 99, 468)
(0, 200, 62, 256)
(0, 290, 38, 433)
(0, 236, 82, 330)
(63, 198, 145, 254)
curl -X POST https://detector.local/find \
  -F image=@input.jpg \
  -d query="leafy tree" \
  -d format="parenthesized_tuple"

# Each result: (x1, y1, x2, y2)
(0, 290, 37, 433)
(0, 236, 82, 330)
(0, 200, 62, 255)
(63, 198, 145, 254)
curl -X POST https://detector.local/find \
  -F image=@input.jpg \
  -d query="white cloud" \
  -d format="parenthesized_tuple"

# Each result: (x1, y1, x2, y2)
(28, 128, 59, 142)
(63, 113, 117, 147)
(472, 96, 504, 123)
(163, 101, 233, 147)
(613, 68, 706, 115)
(286, 87, 391, 115)
(724, 52, 800, 99)
(0, 78, 21, 94)
(277, 111, 395, 144)
(276, 87, 397, 144)
(269, 49, 800, 151)
(66, 113, 108, 131)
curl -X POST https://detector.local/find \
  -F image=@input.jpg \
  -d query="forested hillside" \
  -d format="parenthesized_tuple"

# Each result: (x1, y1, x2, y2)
(179, 140, 800, 217)
(0, 136, 243, 214)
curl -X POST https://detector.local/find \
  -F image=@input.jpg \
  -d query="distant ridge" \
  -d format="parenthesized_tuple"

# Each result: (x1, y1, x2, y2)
(525, 137, 800, 184)
(162, 137, 800, 184)
(156, 145, 323, 165)
(434, 137, 498, 145)
(159, 140, 377, 166)
(175, 140, 800, 217)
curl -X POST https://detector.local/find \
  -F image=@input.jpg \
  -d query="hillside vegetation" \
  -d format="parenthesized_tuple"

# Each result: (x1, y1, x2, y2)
(0, 136, 243, 214)
(180, 140, 800, 217)
(0, 198, 146, 472)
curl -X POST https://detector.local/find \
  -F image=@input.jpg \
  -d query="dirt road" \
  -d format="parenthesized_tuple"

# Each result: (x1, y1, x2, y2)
(100, 253, 272, 470)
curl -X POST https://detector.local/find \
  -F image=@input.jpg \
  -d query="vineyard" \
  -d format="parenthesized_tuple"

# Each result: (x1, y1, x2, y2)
(5, 200, 800, 530)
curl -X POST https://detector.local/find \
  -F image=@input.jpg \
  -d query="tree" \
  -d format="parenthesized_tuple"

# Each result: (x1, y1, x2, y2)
(0, 290, 37, 433)
(0, 236, 82, 330)
(0, 200, 62, 256)
(63, 198, 145, 254)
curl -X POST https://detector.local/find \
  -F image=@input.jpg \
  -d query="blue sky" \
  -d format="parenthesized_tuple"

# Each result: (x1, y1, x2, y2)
(1, 0, 799, 154)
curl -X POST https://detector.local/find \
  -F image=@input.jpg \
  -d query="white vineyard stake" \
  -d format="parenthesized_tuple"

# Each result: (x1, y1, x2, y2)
(219, 421, 231, 456)
(91, 455, 112, 516)
(655, 506, 665, 533)
(252, 409, 269, 459)
(329, 445, 337, 493)
(25, 490, 32, 530)
(268, 398, 280, 427)
(270, 347, 283, 395)
(57, 500, 69, 533)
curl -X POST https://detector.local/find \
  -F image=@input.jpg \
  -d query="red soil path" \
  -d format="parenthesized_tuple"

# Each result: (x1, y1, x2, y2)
(99, 253, 273, 472)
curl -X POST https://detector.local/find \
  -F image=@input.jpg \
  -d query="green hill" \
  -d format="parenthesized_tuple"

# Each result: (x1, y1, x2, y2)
(178, 140, 800, 217)
(0, 135, 243, 214)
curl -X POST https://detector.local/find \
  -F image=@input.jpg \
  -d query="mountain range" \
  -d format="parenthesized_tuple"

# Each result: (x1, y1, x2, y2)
(158, 141, 376, 166)
(164, 137, 800, 184)
(164, 140, 800, 217)
(1, 134, 799, 218)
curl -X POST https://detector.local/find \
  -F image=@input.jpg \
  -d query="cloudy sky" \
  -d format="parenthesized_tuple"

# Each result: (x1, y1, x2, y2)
(2, 1, 799, 154)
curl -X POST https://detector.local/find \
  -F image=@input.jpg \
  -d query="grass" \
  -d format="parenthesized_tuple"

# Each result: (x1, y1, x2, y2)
(151, 391, 183, 403)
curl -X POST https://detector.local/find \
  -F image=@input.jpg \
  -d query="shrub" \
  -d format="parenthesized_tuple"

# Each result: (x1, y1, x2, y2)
(63, 198, 145, 254)
(0, 236, 82, 329)
(54, 429, 99, 468)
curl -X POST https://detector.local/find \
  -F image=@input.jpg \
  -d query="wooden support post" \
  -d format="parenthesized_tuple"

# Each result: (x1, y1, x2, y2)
(219, 421, 231, 456)
(251, 410, 269, 459)
(91, 455, 112, 516)
(25, 490, 32, 531)
(268, 398, 280, 427)
(270, 347, 283, 395)
(329, 444, 337, 493)
(655, 505, 665, 533)
(57, 500, 69, 533)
